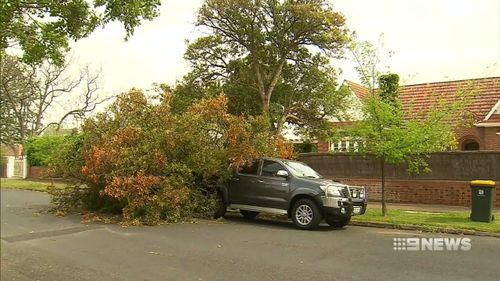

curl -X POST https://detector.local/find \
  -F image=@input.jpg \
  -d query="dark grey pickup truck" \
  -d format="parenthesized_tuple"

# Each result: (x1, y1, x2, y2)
(214, 157, 367, 230)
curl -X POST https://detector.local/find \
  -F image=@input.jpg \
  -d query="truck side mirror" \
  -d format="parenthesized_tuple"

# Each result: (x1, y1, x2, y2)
(276, 170, 289, 178)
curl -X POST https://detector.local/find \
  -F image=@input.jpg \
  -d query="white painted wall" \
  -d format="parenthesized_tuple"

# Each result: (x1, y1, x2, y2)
(6, 156, 14, 178)
(22, 158, 28, 178)
(3, 156, 28, 179)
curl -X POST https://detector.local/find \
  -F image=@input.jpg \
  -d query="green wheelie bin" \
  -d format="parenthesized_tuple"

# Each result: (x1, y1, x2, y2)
(470, 180, 496, 223)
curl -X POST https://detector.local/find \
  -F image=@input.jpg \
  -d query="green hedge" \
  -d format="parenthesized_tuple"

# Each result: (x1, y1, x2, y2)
(25, 135, 68, 166)
(293, 142, 318, 153)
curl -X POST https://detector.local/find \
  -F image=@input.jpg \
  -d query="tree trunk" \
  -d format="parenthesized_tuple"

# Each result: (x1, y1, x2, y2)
(380, 156, 387, 216)
(261, 94, 270, 114)
(275, 113, 288, 136)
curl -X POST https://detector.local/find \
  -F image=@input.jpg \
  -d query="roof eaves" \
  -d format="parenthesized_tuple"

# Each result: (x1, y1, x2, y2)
(484, 100, 500, 121)
(474, 122, 500, 127)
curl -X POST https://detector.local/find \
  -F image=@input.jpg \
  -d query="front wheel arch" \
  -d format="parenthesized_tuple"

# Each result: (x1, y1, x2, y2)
(288, 194, 322, 217)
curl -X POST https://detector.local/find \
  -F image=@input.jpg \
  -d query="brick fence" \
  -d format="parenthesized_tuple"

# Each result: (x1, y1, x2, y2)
(336, 178, 500, 207)
(28, 166, 49, 179)
(299, 152, 500, 207)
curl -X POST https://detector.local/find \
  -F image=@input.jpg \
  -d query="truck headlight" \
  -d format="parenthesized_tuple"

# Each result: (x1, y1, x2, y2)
(320, 185, 343, 197)
(359, 188, 365, 198)
(351, 189, 358, 198)
(349, 186, 366, 199)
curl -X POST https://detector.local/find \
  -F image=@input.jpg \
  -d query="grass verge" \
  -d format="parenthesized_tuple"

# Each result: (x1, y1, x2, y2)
(352, 208, 500, 233)
(0, 178, 67, 192)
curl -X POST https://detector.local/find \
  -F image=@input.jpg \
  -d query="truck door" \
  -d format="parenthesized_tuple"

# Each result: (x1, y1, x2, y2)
(254, 160, 290, 209)
(229, 160, 261, 205)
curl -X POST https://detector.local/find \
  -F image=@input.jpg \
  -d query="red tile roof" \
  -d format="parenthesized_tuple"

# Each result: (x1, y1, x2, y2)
(400, 77, 500, 122)
(345, 80, 370, 99)
(345, 77, 500, 123)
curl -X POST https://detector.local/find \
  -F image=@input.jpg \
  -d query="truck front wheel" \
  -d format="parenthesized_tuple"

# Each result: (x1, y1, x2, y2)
(291, 198, 322, 230)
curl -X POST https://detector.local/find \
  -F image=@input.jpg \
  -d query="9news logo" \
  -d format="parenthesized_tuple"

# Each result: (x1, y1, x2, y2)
(393, 237, 471, 251)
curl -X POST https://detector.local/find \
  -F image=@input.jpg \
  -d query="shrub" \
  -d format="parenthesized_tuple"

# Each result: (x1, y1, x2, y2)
(25, 135, 67, 166)
(48, 134, 86, 178)
(294, 142, 318, 153)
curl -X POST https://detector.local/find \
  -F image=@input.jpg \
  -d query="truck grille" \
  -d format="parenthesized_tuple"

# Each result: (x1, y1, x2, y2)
(341, 186, 351, 198)
(348, 186, 365, 199)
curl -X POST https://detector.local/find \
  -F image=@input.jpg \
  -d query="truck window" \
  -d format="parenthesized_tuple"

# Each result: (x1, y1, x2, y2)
(238, 160, 260, 175)
(261, 160, 285, 177)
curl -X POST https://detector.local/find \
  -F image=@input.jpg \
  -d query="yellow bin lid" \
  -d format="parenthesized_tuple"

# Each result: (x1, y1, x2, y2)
(470, 180, 496, 186)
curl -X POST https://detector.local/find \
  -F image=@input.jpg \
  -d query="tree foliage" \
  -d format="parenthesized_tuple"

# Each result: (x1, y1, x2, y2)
(0, 0, 161, 65)
(184, 0, 350, 136)
(172, 53, 349, 138)
(24, 135, 67, 166)
(350, 74, 474, 215)
(378, 73, 400, 106)
(347, 38, 473, 216)
(49, 89, 293, 225)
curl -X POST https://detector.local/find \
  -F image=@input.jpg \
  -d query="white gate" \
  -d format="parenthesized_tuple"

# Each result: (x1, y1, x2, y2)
(12, 157, 27, 178)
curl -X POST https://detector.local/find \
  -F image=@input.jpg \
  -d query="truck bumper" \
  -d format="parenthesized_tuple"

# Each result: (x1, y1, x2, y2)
(319, 196, 367, 217)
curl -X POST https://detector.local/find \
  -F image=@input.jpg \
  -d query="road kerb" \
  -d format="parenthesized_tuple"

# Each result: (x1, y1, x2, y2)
(349, 221, 500, 238)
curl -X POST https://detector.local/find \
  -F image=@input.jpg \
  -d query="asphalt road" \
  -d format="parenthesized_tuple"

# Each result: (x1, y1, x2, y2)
(1, 189, 499, 281)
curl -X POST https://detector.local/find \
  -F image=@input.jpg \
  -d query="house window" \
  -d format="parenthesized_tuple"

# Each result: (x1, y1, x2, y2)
(330, 139, 361, 153)
(331, 140, 340, 152)
(462, 140, 480, 151)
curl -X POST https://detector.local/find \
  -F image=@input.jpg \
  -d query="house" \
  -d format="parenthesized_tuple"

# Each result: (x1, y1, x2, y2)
(318, 77, 500, 153)
(0, 144, 28, 178)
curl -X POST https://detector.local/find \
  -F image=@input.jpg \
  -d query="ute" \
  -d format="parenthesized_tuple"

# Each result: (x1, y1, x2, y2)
(214, 157, 367, 230)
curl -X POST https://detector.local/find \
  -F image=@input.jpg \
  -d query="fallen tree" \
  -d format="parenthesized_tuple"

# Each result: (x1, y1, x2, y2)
(49, 89, 292, 225)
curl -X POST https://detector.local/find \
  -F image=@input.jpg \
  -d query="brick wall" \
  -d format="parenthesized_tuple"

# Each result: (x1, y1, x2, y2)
(317, 141, 329, 153)
(456, 126, 500, 151)
(483, 127, 500, 150)
(299, 152, 500, 207)
(28, 166, 49, 179)
(336, 178, 499, 207)
(456, 127, 484, 149)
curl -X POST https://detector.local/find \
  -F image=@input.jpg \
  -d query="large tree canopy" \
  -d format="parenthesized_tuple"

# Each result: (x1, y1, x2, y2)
(0, 0, 161, 65)
(184, 0, 350, 135)
(173, 50, 349, 137)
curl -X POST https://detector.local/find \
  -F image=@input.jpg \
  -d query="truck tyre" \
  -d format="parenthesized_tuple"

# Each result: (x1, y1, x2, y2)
(291, 198, 322, 230)
(240, 210, 259, 219)
(213, 192, 226, 219)
(326, 215, 351, 228)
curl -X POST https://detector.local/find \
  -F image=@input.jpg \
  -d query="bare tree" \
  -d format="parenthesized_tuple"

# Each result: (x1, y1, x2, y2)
(0, 52, 112, 144)
(348, 34, 394, 94)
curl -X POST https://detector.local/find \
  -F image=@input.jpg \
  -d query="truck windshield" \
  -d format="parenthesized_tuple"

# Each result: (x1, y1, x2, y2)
(284, 161, 321, 179)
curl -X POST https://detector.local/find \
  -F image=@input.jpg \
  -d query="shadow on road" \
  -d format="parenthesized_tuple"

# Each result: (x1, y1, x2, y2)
(222, 213, 347, 232)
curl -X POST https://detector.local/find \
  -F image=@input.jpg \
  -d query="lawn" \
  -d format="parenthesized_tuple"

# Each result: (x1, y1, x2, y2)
(0, 178, 67, 191)
(352, 208, 500, 233)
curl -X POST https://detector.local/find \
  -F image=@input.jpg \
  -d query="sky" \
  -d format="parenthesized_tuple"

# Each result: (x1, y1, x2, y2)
(69, 0, 500, 95)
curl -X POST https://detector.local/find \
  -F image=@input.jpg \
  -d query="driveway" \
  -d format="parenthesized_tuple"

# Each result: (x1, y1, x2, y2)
(1, 189, 499, 281)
